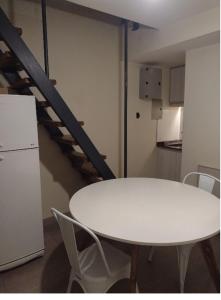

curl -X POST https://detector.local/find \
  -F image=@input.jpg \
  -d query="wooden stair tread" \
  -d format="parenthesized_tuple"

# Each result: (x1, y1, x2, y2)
(10, 78, 56, 90)
(40, 118, 84, 128)
(0, 87, 16, 94)
(16, 27, 23, 36)
(40, 119, 64, 127)
(80, 161, 99, 176)
(69, 151, 106, 161)
(87, 176, 103, 184)
(78, 121, 84, 126)
(37, 101, 50, 108)
(11, 77, 30, 89)
(0, 51, 22, 72)
(54, 135, 77, 145)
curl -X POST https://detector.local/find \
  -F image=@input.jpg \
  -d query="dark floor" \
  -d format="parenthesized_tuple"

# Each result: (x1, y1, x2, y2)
(0, 218, 220, 293)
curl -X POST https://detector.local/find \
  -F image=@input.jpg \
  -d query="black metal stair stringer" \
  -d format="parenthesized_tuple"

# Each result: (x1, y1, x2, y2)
(0, 7, 115, 180)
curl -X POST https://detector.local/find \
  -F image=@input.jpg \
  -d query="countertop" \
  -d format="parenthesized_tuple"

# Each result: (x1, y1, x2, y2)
(157, 140, 182, 151)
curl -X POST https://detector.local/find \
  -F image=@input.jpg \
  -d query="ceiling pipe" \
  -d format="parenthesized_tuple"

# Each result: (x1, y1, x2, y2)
(41, 0, 49, 77)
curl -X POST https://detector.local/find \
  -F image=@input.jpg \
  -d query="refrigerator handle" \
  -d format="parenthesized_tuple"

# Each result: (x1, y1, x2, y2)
(0, 155, 4, 161)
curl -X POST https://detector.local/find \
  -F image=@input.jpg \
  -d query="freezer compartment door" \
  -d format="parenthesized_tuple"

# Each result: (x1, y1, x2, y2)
(0, 95, 38, 151)
(0, 148, 44, 266)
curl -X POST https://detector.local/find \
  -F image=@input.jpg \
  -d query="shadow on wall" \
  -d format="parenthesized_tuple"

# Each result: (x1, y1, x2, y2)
(38, 125, 86, 199)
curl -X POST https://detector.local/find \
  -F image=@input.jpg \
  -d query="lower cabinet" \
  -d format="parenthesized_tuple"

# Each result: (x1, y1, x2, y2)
(157, 148, 182, 182)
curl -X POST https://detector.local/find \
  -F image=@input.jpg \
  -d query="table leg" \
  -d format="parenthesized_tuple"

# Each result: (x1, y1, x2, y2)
(200, 238, 220, 292)
(130, 245, 139, 293)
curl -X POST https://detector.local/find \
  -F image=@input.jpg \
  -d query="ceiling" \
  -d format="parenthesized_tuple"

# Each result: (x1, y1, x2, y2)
(137, 31, 220, 65)
(66, 0, 219, 28)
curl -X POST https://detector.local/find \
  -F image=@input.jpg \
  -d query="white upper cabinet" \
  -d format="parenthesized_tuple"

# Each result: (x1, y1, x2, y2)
(170, 66, 185, 104)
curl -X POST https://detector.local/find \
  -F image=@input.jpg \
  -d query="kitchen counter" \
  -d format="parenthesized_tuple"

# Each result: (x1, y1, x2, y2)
(157, 140, 182, 151)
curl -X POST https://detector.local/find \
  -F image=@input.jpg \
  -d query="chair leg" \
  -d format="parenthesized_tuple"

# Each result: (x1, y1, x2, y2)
(136, 282, 139, 293)
(176, 244, 194, 293)
(67, 271, 73, 293)
(148, 246, 155, 262)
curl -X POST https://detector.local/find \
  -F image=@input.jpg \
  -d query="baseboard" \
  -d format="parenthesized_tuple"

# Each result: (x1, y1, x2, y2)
(0, 249, 44, 272)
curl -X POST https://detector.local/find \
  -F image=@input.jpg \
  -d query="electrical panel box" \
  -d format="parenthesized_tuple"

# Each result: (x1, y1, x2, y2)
(139, 66, 162, 100)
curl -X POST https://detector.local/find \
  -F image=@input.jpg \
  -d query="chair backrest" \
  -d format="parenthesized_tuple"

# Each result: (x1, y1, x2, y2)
(182, 172, 220, 194)
(198, 165, 220, 198)
(51, 208, 111, 277)
(51, 208, 82, 277)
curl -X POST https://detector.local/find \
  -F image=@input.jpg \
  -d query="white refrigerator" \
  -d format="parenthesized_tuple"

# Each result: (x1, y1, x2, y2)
(0, 95, 44, 271)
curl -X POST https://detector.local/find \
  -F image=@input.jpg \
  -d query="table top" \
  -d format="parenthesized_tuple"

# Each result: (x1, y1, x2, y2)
(69, 178, 220, 246)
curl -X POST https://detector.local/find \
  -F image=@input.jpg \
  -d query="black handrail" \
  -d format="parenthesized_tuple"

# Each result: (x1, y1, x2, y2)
(0, 7, 115, 180)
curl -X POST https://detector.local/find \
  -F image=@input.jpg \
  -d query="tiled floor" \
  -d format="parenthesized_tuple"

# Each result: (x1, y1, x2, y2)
(0, 218, 220, 293)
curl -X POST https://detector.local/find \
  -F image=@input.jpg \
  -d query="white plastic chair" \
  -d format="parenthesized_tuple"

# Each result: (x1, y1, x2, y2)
(148, 172, 220, 292)
(51, 208, 132, 293)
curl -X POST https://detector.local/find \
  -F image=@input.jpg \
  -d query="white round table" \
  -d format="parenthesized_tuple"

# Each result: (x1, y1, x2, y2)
(69, 178, 220, 292)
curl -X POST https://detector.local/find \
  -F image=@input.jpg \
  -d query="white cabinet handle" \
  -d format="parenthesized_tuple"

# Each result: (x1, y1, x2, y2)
(0, 155, 4, 161)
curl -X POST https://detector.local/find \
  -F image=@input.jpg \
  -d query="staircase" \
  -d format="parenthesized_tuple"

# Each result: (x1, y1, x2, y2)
(0, 7, 115, 183)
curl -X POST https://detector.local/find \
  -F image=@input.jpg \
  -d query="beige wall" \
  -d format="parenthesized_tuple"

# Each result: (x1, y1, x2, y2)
(38, 126, 85, 218)
(0, 0, 161, 217)
(0, 0, 121, 218)
(181, 44, 220, 179)
(127, 63, 157, 178)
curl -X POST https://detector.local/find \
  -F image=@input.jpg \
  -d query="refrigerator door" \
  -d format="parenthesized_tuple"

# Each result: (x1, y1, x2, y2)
(0, 95, 38, 152)
(0, 148, 44, 267)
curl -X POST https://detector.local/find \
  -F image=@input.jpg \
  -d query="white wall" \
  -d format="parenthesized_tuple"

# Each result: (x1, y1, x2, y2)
(181, 44, 220, 179)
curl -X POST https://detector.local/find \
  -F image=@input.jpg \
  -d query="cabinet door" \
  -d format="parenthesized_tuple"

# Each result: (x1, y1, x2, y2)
(0, 95, 38, 151)
(170, 66, 185, 104)
(157, 148, 181, 181)
(0, 149, 44, 266)
(157, 148, 175, 180)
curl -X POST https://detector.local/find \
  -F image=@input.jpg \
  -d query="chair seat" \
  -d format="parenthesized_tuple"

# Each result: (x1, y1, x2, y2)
(79, 240, 131, 281)
(51, 208, 132, 293)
